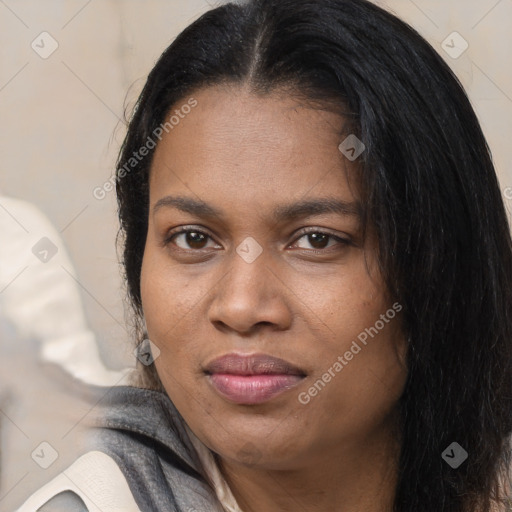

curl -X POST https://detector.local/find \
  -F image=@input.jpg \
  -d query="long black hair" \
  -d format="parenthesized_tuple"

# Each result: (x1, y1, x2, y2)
(115, 0, 512, 510)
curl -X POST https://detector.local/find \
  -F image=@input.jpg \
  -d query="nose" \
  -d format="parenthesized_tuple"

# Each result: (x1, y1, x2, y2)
(207, 248, 293, 335)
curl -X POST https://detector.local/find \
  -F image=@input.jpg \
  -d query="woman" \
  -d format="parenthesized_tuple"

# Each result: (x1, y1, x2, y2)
(19, 0, 512, 510)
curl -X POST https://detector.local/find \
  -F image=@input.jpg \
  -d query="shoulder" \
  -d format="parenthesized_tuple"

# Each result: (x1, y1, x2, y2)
(18, 385, 225, 512)
(16, 450, 140, 511)
(86, 385, 224, 510)
(18, 386, 225, 511)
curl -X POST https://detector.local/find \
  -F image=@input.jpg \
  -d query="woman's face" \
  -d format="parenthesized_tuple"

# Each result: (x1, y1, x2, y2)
(141, 84, 407, 470)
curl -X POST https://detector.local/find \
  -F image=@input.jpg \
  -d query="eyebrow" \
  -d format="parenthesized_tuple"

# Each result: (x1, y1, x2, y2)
(153, 195, 362, 222)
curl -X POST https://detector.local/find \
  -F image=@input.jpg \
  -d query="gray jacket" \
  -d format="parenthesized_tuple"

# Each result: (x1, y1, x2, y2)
(18, 386, 227, 512)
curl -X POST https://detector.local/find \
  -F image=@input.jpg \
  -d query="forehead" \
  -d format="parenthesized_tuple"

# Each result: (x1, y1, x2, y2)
(149, 85, 360, 208)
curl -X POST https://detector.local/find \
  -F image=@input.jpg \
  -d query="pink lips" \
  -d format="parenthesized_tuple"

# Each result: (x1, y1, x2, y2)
(204, 353, 306, 405)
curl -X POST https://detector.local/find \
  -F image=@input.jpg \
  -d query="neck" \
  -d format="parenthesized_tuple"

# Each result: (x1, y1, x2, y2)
(217, 417, 401, 512)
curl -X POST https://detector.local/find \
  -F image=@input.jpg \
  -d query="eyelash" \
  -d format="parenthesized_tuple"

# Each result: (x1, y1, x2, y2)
(163, 226, 352, 255)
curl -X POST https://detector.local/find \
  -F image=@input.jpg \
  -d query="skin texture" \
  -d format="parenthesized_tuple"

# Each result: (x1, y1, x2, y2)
(140, 84, 408, 512)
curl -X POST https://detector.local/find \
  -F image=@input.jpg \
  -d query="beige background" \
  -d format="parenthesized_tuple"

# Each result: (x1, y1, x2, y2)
(0, 0, 511, 509)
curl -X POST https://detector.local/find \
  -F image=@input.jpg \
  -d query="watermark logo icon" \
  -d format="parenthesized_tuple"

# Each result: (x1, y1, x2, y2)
(32, 237, 58, 263)
(134, 338, 161, 366)
(442, 441, 468, 469)
(338, 134, 366, 161)
(31, 32, 59, 59)
(441, 32, 468, 59)
(31, 441, 59, 469)
(236, 236, 263, 264)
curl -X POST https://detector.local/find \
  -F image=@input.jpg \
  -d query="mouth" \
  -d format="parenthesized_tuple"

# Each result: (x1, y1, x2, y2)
(204, 353, 306, 405)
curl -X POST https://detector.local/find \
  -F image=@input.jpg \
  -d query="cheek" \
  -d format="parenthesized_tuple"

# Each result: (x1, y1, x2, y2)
(140, 246, 213, 390)
(140, 246, 198, 335)
(297, 256, 388, 335)
(140, 250, 185, 378)
(300, 320, 406, 452)
(299, 261, 406, 412)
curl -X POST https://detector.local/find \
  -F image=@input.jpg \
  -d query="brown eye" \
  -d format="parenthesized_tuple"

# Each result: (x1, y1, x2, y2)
(183, 232, 208, 249)
(306, 233, 330, 249)
(166, 229, 219, 251)
(291, 231, 349, 251)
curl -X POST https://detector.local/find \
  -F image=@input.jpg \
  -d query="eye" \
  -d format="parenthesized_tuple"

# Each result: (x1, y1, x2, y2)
(165, 227, 220, 251)
(289, 230, 351, 252)
(163, 227, 351, 254)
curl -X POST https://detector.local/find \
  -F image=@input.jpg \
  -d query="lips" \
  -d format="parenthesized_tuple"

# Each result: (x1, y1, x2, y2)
(205, 353, 305, 376)
(204, 353, 306, 404)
